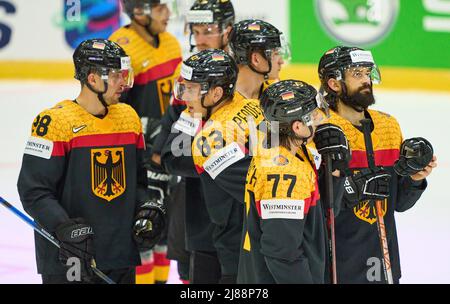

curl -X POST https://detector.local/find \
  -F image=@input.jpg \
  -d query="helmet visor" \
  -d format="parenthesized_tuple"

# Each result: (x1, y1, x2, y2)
(344, 65, 382, 84)
(174, 78, 207, 102)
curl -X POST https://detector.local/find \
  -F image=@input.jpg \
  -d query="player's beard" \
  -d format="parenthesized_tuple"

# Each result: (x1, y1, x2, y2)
(340, 83, 375, 112)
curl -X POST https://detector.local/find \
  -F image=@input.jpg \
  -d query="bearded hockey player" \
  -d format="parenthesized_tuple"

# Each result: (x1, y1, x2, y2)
(318, 46, 437, 284)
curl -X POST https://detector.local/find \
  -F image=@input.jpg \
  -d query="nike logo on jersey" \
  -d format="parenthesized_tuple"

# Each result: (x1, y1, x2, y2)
(72, 125, 87, 133)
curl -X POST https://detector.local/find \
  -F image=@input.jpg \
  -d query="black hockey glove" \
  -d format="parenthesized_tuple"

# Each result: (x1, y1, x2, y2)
(55, 218, 95, 281)
(313, 123, 351, 173)
(394, 137, 433, 177)
(343, 167, 391, 207)
(145, 160, 171, 202)
(133, 199, 167, 251)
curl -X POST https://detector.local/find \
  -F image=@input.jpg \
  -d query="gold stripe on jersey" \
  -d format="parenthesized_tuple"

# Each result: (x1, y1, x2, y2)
(30, 100, 142, 143)
(325, 109, 402, 152)
(109, 27, 182, 79)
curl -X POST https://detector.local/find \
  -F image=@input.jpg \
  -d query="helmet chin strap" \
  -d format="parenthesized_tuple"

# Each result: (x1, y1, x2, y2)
(86, 80, 109, 116)
(288, 124, 314, 146)
(200, 91, 230, 121)
(247, 51, 272, 80)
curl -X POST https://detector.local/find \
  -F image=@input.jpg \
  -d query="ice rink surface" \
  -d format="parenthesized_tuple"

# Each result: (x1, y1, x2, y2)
(0, 80, 449, 284)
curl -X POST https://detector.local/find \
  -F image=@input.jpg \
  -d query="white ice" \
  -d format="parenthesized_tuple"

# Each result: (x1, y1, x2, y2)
(0, 80, 449, 283)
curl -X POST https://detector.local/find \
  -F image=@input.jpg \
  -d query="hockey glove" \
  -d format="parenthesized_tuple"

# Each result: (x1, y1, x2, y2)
(343, 167, 391, 207)
(55, 218, 95, 281)
(145, 160, 171, 202)
(313, 123, 351, 173)
(133, 199, 167, 251)
(394, 137, 433, 176)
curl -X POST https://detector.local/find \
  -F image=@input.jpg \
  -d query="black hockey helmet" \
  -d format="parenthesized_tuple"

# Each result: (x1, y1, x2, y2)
(73, 39, 133, 111)
(73, 39, 132, 85)
(186, 0, 235, 27)
(175, 49, 238, 118)
(260, 79, 327, 145)
(122, 0, 175, 17)
(186, 0, 235, 51)
(261, 79, 318, 127)
(229, 19, 290, 78)
(178, 49, 237, 98)
(318, 46, 381, 94)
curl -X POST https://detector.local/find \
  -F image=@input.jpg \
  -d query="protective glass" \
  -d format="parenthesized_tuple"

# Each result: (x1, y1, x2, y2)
(344, 65, 382, 84)
(174, 79, 208, 102)
(301, 108, 324, 127)
(99, 56, 134, 89)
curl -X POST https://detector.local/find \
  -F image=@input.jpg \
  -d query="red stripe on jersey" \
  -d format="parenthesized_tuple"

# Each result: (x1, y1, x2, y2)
(137, 133, 145, 149)
(255, 200, 261, 217)
(136, 263, 154, 275)
(170, 97, 186, 106)
(349, 149, 400, 169)
(134, 57, 182, 85)
(51, 132, 142, 156)
(153, 252, 171, 266)
(195, 164, 205, 174)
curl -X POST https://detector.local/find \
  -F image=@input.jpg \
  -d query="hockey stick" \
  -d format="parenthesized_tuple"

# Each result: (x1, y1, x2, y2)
(0, 196, 116, 284)
(359, 119, 394, 284)
(324, 154, 338, 284)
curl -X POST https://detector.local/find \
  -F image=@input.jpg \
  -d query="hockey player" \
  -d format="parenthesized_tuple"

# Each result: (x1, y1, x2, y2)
(157, 0, 236, 284)
(17, 39, 166, 284)
(185, 0, 235, 52)
(238, 79, 331, 283)
(317, 46, 437, 283)
(229, 19, 289, 99)
(172, 49, 264, 283)
(109, 0, 182, 284)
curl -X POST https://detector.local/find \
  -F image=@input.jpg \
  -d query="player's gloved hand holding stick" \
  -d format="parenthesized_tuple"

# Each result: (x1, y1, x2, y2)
(0, 197, 115, 284)
(360, 118, 393, 284)
(314, 123, 351, 284)
(55, 218, 95, 282)
(343, 167, 391, 208)
(133, 198, 166, 251)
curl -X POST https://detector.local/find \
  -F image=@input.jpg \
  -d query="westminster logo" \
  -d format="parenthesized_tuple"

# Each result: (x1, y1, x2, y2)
(315, 0, 399, 46)
(91, 147, 126, 202)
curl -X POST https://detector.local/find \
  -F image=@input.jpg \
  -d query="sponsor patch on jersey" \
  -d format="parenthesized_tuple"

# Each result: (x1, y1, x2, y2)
(203, 142, 245, 179)
(91, 147, 126, 202)
(174, 111, 201, 136)
(260, 199, 305, 220)
(281, 91, 295, 100)
(349, 50, 374, 64)
(24, 136, 53, 159)
(186, 10, 214, 23)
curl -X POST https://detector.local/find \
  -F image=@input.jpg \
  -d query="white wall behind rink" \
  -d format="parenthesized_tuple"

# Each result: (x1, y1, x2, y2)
(0, 0, 288, 61)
